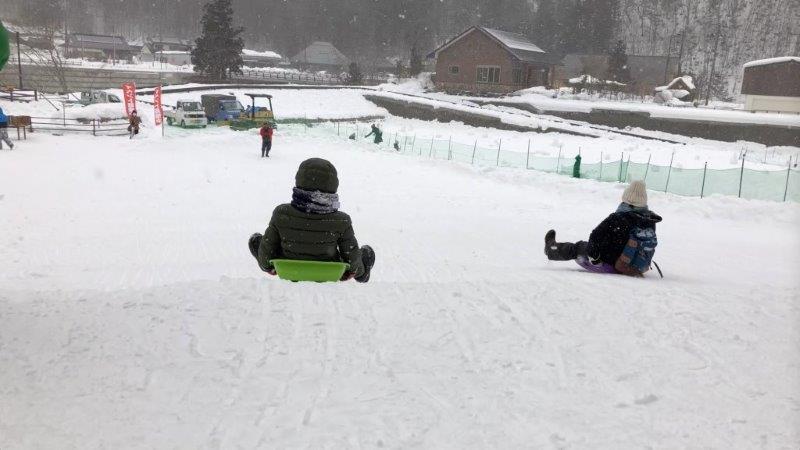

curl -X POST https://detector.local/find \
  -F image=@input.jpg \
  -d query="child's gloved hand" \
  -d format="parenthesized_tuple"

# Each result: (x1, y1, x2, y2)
(340, 272, 355, 281)
(266, 268, 277, 276)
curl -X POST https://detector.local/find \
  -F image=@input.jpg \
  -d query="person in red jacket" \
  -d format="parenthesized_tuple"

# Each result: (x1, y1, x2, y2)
(259, 122, 274, 158)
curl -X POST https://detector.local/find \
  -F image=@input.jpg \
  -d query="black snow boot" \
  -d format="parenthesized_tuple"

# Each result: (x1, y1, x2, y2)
(248, 233, 262, 259)
(544, 230, 588, 261)
(355, 245, 375, 283)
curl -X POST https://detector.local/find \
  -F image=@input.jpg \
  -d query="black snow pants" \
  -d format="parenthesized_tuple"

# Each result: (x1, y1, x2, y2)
(545, 240, 589, 261)
(261, 138, 272, 157)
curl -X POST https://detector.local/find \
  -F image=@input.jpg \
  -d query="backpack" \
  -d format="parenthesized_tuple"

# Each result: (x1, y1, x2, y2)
(614, 226, 657, 276)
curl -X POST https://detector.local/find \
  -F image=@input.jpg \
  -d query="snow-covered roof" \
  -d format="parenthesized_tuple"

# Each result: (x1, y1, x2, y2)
(291, 42, 349, 66)
(743, 56, 800, 68)
(482, 28, 544, 53)
(658, 76, 695, 91)
(242, 49, 282, 60)
(429, 26, 556, 65)
(156, 50, 191, 55)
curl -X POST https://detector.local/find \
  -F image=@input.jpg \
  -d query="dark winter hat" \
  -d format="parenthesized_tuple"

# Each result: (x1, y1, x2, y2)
(295, 158, 339, 193)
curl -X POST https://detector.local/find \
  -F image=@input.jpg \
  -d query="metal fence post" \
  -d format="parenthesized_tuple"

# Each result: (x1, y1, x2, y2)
(665, 151, 675, 193)
(496, 139, 502, 167)
(92, 120, 96, 136)
(525, 139, 531, 169)
(411, 134, 417, 153)
(599, 151, 604, 181)
(738, 152, 747, 198)
(471, 140, 477, 165)
(403, 135, 408, 152)
(643, 154, 652, 181)
(784, 160, 792, 202)
(700, 162, 708, 198)
(556, 145, 562, 174)
(617, 152, 624, 182)
(429, 137, 435, 157)
(447, 136, 452, 160)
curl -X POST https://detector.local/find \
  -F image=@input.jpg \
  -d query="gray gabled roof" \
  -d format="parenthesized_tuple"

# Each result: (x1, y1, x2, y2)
(429, 26, 559, 65)
(291, 41, 350, 66)
(68, 33, 134, 52)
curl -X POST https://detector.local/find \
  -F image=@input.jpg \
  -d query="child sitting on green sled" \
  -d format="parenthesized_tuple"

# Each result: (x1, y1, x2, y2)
(249, 158, 375, 282)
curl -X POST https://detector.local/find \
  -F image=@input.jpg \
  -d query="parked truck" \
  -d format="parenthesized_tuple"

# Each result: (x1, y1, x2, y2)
(79, 90, 122, 105)
(165, 100, 208, 128)
(200, 94, 244, 122)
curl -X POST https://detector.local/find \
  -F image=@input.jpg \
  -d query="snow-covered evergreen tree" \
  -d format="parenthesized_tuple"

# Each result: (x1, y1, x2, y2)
(607, 40, 632, 83)
(191, 0, 244, 80)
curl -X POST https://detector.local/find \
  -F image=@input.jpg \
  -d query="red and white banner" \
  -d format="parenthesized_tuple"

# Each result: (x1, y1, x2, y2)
(153, 85, 163, 126)
(122, 82, 137, 116)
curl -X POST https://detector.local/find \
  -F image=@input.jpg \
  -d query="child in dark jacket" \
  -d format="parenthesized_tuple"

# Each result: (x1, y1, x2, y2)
(544, 180, 662, 276)
(248, 158, 376, 282)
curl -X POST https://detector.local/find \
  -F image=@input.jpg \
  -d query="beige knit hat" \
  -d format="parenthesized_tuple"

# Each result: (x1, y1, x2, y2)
(621, 180, 648, 207)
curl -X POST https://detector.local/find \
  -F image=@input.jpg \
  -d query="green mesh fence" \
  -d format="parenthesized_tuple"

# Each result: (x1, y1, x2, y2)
(307, 122, 799, 203)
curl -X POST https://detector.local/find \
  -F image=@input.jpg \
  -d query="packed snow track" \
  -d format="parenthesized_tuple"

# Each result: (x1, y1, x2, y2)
(0, 124, 798, 449)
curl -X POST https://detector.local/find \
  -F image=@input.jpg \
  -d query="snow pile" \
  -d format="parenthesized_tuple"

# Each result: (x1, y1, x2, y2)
(376, 73, 435, 94)
(57, 103, 128, 121)
(0, 126, 798, 448)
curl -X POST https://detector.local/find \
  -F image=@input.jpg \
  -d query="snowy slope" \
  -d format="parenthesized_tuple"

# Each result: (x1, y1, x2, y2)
(0, 118, 798, 447)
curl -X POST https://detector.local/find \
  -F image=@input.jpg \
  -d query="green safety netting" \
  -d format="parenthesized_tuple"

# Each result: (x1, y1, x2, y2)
(0, 21, 10, 72)
(303, 123, 800, 203)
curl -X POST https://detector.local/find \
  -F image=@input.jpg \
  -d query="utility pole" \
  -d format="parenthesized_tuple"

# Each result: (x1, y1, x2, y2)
(15, 32, 23, 89)
(705, 29, 722, 106)
(63, 0, 69, 57)
(664, 34, 676, 83)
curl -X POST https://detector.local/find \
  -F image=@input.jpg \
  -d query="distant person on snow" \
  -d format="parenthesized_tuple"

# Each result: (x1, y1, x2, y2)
(128, 110, 142, 139)
(259, 122, 273, 158)
(544, 180, 662, 277)
(365, 124, 383, 144)
(248, 158, 376, 282)
(0, 107, 13, 150)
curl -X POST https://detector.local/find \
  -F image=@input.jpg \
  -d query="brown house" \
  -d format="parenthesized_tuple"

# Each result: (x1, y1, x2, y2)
(741, 57, 800, 113)
(428, 26, 560, 94)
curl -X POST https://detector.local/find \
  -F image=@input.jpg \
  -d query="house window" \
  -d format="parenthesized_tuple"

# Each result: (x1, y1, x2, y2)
(477, 66, 500, 84)
(449, 65, 460, 75)
(512, 68, 524, 85)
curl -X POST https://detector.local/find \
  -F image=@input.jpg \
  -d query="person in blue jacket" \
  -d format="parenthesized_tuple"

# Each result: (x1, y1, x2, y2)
(0, 107, 14, 150)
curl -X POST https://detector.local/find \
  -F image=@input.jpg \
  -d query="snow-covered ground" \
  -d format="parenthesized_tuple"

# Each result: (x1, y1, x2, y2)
(379, 77, 800, 127)
(137, 88, 387, 122)
(1, 111, 799, 447)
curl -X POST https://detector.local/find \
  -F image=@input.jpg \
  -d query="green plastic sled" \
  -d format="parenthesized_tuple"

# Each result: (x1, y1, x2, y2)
(0, 21, 10, 73)
(271, 259, 350, 282)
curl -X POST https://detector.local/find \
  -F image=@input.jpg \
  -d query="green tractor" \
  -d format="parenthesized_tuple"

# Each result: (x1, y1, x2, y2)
(0, 21, 10, 72)
(230, 93, 276, 131)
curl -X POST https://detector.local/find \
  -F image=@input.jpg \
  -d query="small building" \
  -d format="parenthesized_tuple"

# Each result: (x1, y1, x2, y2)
(291, 41, 350, 72)
(65, 33, 138, 62)
(654, 76, 696, 102)
(428, 26, 560, 94)
(242, 49, 282, 68)
(741, 57, 800, 113)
